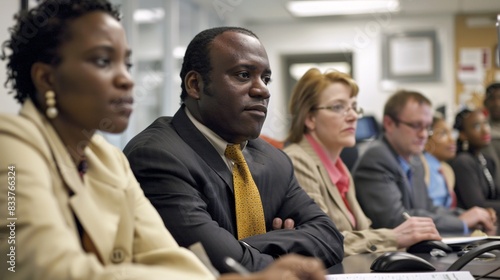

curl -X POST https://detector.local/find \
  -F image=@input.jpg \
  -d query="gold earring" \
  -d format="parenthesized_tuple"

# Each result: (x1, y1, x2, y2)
(462, 140, 469, 151)
(45, 90, 58, 119)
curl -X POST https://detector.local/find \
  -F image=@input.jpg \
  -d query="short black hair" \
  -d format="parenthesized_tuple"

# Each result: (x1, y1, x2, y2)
(2, 0, 120, 104)
(453, 108, 473, 132)
(179, 26, 258, 102)
(454, 108, 473, 153)
(485, 82, 500, 100)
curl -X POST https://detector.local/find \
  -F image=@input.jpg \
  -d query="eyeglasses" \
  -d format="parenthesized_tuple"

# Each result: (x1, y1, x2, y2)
(311, 104, 364, 118)
(470, 121, 490, 132)
(429, 128, 459, 140)
(394, 118, 433, 134)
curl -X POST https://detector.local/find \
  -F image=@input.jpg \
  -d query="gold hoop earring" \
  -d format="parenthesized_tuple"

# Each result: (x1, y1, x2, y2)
(45, 90, 58, 119)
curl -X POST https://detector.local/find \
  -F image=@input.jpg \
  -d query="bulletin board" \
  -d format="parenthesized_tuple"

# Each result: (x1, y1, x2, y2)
(455, 14, 499, 107)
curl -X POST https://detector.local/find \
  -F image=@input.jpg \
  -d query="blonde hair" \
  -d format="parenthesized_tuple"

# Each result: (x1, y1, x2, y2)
(286, 68, 359, 143)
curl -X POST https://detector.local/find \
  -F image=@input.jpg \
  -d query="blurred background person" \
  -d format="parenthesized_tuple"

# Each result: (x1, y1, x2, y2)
(482, 82, 500, 187)
(422, 113, 458, 209)
(449, 108, 500, 227)
(284, 68, 441, 256)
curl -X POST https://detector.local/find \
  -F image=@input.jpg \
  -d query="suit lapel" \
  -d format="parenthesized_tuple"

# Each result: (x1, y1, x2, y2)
(409, 155, 429, 209)
(172, 108, 233, 189)
(21, 102, 123, 264)
(381, 137, 414, 208)
(298, 140, 354, 226)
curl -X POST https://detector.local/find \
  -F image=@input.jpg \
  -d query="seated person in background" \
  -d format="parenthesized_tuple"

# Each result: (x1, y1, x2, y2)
(0, 1, 325, 279)
(124, 27, 344, 273)
(449, 108, 500, 224)
(482, 82, 500, 187)
(422, 113, 458, 208)
(352, 90, 496, 236)
(283, 68, 441, 256)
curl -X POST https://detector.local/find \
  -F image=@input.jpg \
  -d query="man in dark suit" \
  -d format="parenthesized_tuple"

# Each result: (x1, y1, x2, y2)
(483, 83, 500, 188)
(352, 90, 495, 235)
(124, 27, 343, 273)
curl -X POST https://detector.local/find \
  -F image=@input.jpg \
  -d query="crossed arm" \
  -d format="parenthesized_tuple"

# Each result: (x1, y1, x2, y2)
(125, 145, 344, 273)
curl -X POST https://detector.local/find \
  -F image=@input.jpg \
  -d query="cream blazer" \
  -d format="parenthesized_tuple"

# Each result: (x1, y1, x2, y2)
(284, 139, 397, 256)
(0, 100, 214, 280)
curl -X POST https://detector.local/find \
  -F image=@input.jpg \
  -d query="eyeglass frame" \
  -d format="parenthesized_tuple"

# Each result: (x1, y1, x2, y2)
(392, 117, 433, 135)
(311, 104, 364, 118)
(428, 128, 459, 140)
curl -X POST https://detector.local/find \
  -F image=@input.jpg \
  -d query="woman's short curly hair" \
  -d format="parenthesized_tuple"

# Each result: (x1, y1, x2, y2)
(1, 0, 120, 104)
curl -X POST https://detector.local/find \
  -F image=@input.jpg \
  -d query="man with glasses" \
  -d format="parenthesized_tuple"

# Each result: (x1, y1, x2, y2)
(352, 90, 495, 235)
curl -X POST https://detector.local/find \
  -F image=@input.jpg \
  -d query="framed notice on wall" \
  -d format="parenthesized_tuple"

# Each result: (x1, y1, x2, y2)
(382, 30, 440, 83)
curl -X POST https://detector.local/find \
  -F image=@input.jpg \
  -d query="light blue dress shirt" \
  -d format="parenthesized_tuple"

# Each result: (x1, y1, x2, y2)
(424, 152, 452, 208)
(397, 156, 412, 191)
(398, 154, 468, 234)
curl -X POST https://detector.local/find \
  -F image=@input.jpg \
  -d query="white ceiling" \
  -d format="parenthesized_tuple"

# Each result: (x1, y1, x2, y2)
(210, 0, 500, 25)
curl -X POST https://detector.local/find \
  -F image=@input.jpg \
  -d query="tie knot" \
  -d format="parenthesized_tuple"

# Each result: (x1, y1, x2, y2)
(225, 144, 245, 164)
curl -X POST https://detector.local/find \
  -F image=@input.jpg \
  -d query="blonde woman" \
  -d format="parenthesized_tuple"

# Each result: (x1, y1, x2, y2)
(284, 68, 441, 256)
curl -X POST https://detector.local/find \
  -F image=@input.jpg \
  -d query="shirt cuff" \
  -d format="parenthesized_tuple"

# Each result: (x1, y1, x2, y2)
(462, 221, 470, 235)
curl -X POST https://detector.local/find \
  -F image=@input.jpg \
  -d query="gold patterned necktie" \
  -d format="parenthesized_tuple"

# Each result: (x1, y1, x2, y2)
(225, 144, 266, 239)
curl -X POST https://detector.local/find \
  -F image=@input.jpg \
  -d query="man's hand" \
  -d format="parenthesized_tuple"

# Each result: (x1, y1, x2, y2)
(273, 217, 295, 230)
(393, 217, 441, 248)
(459, 206, 496, 234)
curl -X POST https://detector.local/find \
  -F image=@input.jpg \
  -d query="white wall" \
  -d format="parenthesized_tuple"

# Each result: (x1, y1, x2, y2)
(0, 2, 456, 141)
(0, 1, 21, 114)
(247, 14, 456, 140)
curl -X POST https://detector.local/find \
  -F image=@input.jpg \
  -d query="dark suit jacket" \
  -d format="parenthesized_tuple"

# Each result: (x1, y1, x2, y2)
(352, 137, 465, 235)
(123, 107, 343, 272)
(449, 151, 500, 215)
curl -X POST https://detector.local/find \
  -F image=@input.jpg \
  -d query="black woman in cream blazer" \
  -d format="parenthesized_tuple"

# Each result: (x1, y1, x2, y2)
(0, 100, 214, 280)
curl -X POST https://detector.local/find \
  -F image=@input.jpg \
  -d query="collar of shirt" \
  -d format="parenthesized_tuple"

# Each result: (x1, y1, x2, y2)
(184, 107, 247, 170)
(305, 134, 349, 194)
(423, 152, 441, 169)
(397, 155, 411, 177)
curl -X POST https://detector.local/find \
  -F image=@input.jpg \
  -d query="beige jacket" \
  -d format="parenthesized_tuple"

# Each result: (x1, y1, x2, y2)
(284, 139, 397, 256)
(0, 100, 215, 280)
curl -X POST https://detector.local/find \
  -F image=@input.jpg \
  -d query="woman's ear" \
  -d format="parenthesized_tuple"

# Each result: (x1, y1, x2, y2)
(383, 115, 396, 133)
(31, 62, 54, 98)
(304, 112, 316, 132)
(185, 70, 203, 100)
(458, 130, 467, 141)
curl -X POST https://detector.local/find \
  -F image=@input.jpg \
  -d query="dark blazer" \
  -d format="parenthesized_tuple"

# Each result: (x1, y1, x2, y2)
(352, 137, 465, 235)
(123, 107, 343, 272)
(449, 151, 500, 215)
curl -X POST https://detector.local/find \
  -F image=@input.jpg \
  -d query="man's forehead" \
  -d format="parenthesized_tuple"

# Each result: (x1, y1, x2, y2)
(400, 101, 432, 119)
